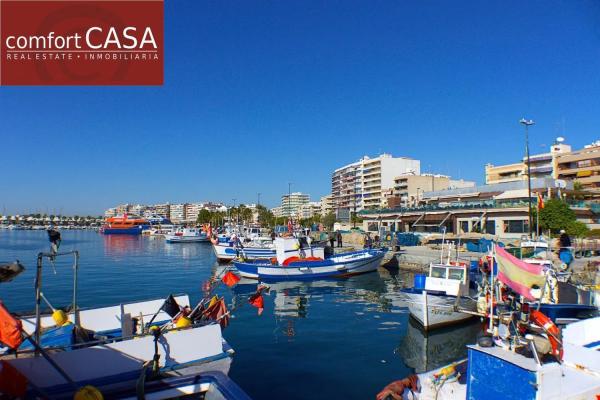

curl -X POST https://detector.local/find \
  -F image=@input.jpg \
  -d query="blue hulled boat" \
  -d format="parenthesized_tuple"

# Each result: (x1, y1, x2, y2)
(234, 237, 385, 280)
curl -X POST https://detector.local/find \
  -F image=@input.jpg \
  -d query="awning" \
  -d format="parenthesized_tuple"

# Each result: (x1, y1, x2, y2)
(431, 192, 481, 200)
(493, 189, 533, 200)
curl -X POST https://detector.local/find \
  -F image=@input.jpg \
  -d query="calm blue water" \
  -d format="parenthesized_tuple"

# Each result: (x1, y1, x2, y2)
(0, 230, 481, 399)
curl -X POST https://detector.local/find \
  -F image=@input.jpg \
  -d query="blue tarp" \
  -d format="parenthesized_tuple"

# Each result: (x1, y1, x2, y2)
(396, 233, 420, 246)
(466, 238, 494, 253)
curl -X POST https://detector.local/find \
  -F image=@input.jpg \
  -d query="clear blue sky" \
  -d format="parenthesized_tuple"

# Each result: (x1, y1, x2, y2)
(2, 0, 600, 215)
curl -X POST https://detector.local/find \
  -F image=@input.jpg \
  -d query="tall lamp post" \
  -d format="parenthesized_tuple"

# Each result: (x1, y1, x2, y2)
(519, 118, 535, 238)
(232, 198, 237, 225)
(288, 182, 292, 220)
(257, 193, 261, 225)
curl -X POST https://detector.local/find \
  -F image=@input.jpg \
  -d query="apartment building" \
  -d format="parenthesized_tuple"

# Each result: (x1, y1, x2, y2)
(298, 201, 322, 219)
(388, 174, 452, 208)
(320, 194, 335, 215)
(332, 153, 420, 217)
(271, 206, 284, 218)
(184, 203, 203, 223)
(169, 203, 187, 223)
(280, 192, 310, 217)
(154, 203, 171, 218)
(485, 140, 572, 184)
(555, 141, 600, 193)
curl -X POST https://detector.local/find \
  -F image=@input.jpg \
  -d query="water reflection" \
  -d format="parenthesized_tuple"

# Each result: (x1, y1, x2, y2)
(102, 234, 143, 257)
(103, 234, 210, 260)
(397, 317, 483, 373)
(227, 269, 412, 319)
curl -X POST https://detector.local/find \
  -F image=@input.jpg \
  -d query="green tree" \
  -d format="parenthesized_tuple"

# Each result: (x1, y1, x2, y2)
(256, 205, 275, 227)
(566, 220, 589, 237)
(197, 209, 212, 224)
(321, 212, 336, 230)
(539, 199, 582, 235)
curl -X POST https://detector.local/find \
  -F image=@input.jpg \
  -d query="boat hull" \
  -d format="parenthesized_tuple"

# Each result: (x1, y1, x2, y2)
(165, 235, 209, 243)
(212, 243, 276, 262)
(102, 226, 147, 235)
(233, 249, 385, 280)
(5, 324, 233, 396)
(400, 288, 476, 330)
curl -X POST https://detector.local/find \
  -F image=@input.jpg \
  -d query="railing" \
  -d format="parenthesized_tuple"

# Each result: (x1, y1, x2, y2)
(360, 199, 600, 215)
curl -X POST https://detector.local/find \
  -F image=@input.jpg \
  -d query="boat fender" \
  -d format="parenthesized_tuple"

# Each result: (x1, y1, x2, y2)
(52, 309, 69, 326)
(175, 316, 192, 329)
(530, 310, 563, 361)
(74, 385, 104, 400)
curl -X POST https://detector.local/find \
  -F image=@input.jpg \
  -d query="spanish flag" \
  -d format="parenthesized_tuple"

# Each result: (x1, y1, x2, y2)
(495, 246, 546, 301)
(537, 193, 544, 210)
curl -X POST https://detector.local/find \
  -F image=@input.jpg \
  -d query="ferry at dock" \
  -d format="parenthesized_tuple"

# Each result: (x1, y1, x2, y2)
(100, 214, 150, 235)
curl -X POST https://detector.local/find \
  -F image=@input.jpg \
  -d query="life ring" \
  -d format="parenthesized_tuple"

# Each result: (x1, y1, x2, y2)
(530, 310, 563, 361)
(282, 256, 302, 266)
(303, 256, 323, 262)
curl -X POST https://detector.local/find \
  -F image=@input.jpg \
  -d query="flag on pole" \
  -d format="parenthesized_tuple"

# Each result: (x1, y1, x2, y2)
(494, 246, 546, 301)
(537, 193, 544, 210)
(0, 302, 23, 350)
(222, 271, 240, 287)
(160, 295, 181, 318)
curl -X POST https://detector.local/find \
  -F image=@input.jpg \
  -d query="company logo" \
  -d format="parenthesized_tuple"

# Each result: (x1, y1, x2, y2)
(1, 0, 163, 85)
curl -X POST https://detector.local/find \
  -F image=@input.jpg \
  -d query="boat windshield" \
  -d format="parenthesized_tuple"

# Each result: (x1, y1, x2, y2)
(448, 268, 465, 281)
(521, 246, 548, 259)
(430, 266, 447, 279)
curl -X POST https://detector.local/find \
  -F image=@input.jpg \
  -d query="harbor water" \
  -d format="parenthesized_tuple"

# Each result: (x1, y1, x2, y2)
(0, 230, 482, 399)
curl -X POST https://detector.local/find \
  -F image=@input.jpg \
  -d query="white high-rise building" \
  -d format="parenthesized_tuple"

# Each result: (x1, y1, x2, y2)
(280, 192, 310, 217)
(332, 153, 420, 217)
(169, 204, 187, 223)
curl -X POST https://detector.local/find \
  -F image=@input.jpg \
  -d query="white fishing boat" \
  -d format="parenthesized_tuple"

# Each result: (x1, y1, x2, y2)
(26, 371, 253, 400)
(234, 237, 385, 280)
(388, 317, 600, 400)
(212, 238, 276, 262)
(0, 251, 238, 399)
(165, 227, 209, 243)
(399, 262, 477, 330)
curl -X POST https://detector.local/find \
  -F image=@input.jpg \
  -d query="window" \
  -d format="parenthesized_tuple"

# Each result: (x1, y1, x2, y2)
(485, 220, 496, 235)
(431, 267, 447, 278)
(448, 268, 464, 281)
(505, 220, 529, 234)
(460, 221, 469, 233)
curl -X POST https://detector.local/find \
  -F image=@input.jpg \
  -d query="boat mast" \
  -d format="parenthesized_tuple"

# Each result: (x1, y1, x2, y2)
(520, 118, 535, 238)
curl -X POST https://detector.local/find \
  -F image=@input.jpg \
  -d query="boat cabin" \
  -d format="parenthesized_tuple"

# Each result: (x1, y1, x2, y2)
(425, 263, 469, 296)
(520, 236, 553, 268)
(274, 237, 325, 265)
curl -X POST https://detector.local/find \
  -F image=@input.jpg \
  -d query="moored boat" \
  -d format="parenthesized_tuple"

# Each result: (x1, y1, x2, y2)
(101, 214, 150, 235)
(212, 237, 276, 262)
(399, 261, 477, 330)
(165, 227, 209, 243)
(234, 237, 385, 280)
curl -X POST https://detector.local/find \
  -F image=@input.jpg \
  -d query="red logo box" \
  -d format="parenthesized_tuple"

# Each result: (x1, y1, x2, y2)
(1, 0, 163, 85)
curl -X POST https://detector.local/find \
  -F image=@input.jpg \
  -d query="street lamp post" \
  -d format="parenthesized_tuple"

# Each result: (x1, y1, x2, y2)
(288, 182, 292, 220)
(519, 118, 535, 238)
(232, 198, 237, 225)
